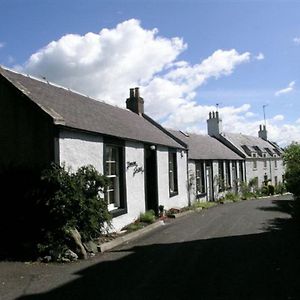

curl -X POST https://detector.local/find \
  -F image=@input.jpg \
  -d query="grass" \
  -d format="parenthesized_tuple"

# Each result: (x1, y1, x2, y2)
(192, 201, 217, 209)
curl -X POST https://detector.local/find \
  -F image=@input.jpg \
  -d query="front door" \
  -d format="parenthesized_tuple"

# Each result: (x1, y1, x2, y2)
(144, 145, 158, 214)
(206, 165, 214, 201)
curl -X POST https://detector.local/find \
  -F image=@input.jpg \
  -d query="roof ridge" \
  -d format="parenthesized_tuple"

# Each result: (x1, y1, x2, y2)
(0, 65, 130, 112)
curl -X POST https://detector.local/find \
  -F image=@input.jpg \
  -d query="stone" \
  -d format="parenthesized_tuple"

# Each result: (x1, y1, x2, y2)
(68, 228, 88, 260)
(42, 256, 52, 263)
(83, 241, 98, 254)
(64, 249, 78, 261)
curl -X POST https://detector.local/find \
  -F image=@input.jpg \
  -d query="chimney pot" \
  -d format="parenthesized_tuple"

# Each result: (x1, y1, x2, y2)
(126, 87, 144, 115)
(130, 88, 134, 98)
(134, 87, 140, 99)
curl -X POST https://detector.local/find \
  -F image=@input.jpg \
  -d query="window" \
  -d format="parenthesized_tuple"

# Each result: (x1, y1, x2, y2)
(104, 142, 126, 216)
(253, 160, 257, 170)
(264, 159, 267, 168)
(225, 161, 231, 187)
(274, 159, 278, 168)
(196, 162, 205, 194)
(274, 176, 278, 186)
(169, 149, 178, 196)
(239, 162, 244, 182)
(218, 161, 225, 191)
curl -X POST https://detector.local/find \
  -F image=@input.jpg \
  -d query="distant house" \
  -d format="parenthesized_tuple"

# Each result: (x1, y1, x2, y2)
(207, 111, 284, 187)
(168, 130, 244, 202)
(0, 66, 189, 231)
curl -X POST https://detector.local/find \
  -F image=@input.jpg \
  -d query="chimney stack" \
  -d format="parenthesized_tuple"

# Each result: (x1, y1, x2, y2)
(258, 124, 268, 140)
(207, 111, 223, 137)
(126, 87, 144, 115)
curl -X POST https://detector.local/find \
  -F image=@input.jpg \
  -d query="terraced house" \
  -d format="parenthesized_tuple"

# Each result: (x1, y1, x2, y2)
(207, 111, 284, 188)
(0, 66, 189, 231)
(168, 130, 244, 202)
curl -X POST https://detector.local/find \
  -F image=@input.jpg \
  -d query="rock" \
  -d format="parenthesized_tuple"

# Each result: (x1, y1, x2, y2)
(83, 241, 98, 254)
(64, 249, 78, 261)
(68, 228, 88, 260)
(42, 256, 52, 263)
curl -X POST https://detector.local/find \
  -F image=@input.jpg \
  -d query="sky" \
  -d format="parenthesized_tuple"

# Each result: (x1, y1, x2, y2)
(1, 0, 300, 146)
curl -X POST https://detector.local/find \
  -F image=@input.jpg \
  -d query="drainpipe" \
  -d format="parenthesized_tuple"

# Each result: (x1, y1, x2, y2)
(186, 149, 191, 207)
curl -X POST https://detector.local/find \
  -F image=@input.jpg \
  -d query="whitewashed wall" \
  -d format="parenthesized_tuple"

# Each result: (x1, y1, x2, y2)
(59, 129, 103, 172)
(111, 141, 146, 231)
(245, 158, 285, 187)
(157, 146, 189, 210)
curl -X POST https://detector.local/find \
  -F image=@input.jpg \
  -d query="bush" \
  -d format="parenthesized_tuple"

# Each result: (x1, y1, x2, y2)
(261, 186, 269, 196)
(225, 192, 239, 202)
(274, 182, 286, 195)
(193, 201, 217, 209)
(36, 164, 111, 258)
(139, 210, 156, 223)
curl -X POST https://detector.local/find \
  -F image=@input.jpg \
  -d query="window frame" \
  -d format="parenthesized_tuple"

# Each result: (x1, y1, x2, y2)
(168, 148, 178, 197)
(103, 138, 127, 218)
(195, 161, 206, 195)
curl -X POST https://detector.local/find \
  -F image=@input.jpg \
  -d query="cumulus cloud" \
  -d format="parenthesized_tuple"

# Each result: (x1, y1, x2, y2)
(0, 42, 5, 49)
(293, 37, 300, 45)
(19, 19, 251, 120)
(272, 114, 284, 121)
(275, 81, 295, 96)
(255, 53, 264, 60)
(17, 19, 299, 146)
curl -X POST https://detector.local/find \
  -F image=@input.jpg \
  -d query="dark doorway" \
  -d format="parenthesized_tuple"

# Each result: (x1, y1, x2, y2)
(144, 145, 158, 214)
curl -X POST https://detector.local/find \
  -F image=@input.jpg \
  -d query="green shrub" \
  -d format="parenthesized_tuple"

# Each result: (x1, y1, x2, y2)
(36, 163, 111, 257)
(268, 184, 275, 196)
(274, 182, 286, 195)
(139, 210, 156, 223)
(225, 192, 239, 202)
(261, 186, 269, 196)
(192, 201, 217, 209)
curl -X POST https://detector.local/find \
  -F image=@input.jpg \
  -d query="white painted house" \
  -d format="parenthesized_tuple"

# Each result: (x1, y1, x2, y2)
(207, 111, 284, 188)
(169, 130, 245, 202)
(0, 66, 189, 231)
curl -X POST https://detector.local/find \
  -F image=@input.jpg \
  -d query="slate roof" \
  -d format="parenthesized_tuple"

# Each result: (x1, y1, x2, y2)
(0, 66, 183, 149)
(221, 132, 283, 158)
(168, 130, 243, 160)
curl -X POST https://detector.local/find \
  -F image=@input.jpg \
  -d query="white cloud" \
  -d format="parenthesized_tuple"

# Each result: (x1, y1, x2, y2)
(293, 37, 300, 45)
(19, 19, 251, 122)
(17, 19, 300, 146)
(275, 81, 295, 96)
(273, 114, 284, 121)
(255, 53, 264, 60)
(0, 42, 5, 49)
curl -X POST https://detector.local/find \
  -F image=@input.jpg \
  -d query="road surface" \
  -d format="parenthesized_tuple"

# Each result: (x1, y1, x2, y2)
(1, 194, 299, 299)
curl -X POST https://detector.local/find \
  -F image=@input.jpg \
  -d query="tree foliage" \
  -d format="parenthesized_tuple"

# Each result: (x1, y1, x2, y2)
(284, 142, 300, 196)
(36, 164, 111, 257)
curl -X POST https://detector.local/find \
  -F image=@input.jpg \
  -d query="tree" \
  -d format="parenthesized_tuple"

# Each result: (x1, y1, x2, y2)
(284, 142, 300, 196)
(283, 142, 300, 218)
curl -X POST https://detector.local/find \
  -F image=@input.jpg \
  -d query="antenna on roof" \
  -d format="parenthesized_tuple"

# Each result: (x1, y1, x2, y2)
(41, 76, 49, 84)
(216, 103, 222, 112)
(263, 104, 268, 126)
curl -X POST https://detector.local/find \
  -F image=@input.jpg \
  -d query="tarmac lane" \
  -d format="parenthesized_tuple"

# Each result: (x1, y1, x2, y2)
(1, 194, 299, 300)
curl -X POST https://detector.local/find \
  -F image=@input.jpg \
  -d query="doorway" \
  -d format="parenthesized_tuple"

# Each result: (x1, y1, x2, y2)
(144, 145, 158, 214)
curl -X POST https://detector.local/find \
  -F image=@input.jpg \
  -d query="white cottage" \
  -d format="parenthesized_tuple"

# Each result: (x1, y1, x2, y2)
(169, 130, 244, 202)
(0, 66, 188, 231)
(207, 111, 284, 188)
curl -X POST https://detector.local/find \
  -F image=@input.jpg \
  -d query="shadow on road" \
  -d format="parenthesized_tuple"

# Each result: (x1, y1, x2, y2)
(17, 211, 300, 299)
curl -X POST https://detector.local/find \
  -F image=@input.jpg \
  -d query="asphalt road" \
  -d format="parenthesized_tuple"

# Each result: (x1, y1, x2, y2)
(1, 194, 299, 300)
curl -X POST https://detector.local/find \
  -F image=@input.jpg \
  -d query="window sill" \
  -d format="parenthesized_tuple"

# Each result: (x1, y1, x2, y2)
(170, 191, 178, 198)
(110, 207, 128, 218)
(196, 192, 207, 199)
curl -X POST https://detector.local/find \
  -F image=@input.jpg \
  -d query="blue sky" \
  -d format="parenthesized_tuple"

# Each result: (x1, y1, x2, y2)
(1, 0, 300, 145)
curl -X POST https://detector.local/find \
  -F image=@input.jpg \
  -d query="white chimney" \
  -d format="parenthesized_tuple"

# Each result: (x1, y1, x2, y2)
(207, 111, 223, 137)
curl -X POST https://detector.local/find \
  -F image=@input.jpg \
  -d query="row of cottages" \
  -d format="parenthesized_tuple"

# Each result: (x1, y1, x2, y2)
(0, 66, 285, 231)
(206, 111, 284, 187)
(168, 130, 244, 202)
(0, 66, 189, 231)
